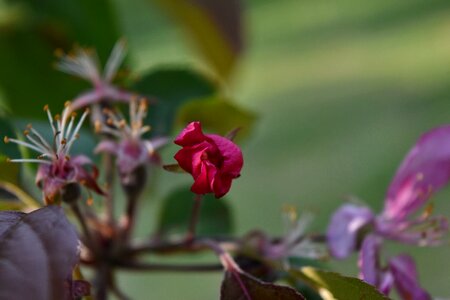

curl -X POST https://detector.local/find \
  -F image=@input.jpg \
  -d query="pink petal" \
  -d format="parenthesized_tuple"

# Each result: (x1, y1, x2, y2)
(174, 142, 211, 175)
(174, 122, 206, 146)
(389, 255, 431, 300)
(358, 234, 382, 287)
(207, 134, 243, 178)
(327, 203, 375, 259)
(213, 174, 233, 198)
(116, 140, 148, 174)
(191, 160, 217, 195)
(383, 125, 450, 221)
(95, 140, 119, 155)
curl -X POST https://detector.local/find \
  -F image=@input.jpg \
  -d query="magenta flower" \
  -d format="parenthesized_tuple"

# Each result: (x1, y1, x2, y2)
(327, 125, 450, 299)
(56, 40, 135, 111)
(5, 103, 104, 203)
(174, 121, 243, 198)
(94, 98, 166, 181)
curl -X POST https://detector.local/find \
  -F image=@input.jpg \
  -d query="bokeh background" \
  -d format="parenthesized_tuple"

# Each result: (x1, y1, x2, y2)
(1, 0, 450, 299)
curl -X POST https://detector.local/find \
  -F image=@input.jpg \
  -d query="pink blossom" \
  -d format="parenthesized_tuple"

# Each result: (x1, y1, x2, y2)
(174, 122, 243, 198)
(56, 40, 135, 111)
(95, 98, 166, 180)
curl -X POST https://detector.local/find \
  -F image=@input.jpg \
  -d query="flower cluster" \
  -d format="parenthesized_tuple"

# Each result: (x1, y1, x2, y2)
(95, 98, 166, 176)
(327, 125, 450, 299)
(4, 102, 104, 203)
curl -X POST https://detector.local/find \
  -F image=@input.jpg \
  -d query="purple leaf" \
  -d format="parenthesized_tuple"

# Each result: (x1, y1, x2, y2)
(0, 206, 79, 300)
(327, 203, 374, 259)
(383, 125, 450, 220)
(0, 211, 25, 236)
(220, 270, 305, 300)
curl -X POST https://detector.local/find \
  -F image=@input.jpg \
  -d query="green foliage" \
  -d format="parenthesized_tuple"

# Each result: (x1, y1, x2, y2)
(176, 96, 256, 140)
(153, 0, 243, 79)
(290, 267, 390, 300)
(157, 185, 233, 237)
(0, 0, 119, 117)
(133, 68, 217, 136)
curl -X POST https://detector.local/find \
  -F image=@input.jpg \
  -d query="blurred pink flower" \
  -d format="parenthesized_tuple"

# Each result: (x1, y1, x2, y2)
(95, 98, 166, 181)
(56, 40, 135, 111)
(327, 125, 450, 299)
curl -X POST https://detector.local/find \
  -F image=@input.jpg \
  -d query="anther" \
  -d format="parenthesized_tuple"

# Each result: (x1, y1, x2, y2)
(23, 130, 30, 136)
(3, 136, 9, 143)
(94, 120, 102, 133)
(43, 105, 49, 111)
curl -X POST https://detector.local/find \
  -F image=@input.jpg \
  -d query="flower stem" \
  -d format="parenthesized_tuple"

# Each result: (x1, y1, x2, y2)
(186, 194, 203, 242)
(115, 260, 223, 272)
(103, 152, 115, 225)
(71, 202, 98, 255)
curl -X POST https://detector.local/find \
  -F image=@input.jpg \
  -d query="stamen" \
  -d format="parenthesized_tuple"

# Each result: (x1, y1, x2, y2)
(69, 109, 89, 142)
(28, 127, 52, 150)
(44, 105, 57, 135)
(8, 158, 52, 165)
(94, 120, 102, 133)
(24, 132, 51, 154)
(6, 137, 48, 154)
(4, 136, 9, 143)
(139, 125, 151, 135)
(65, 113, 77, 140)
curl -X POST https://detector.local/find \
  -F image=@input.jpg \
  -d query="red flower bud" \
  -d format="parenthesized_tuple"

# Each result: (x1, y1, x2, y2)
(174, 122, 243, 198)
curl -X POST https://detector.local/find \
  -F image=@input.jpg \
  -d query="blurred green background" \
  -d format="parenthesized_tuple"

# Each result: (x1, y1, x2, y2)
(1, 0, 450, 299)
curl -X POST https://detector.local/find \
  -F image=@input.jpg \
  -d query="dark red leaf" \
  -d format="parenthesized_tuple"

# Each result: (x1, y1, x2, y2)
(0, 206, 79, 300)
(220, 270, 305, 300)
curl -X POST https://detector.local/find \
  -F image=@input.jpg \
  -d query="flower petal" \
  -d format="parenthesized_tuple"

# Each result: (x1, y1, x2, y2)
(174, 141, 211, 175)
(207, 134, 243, 178)
(327, 203, 375, 259)
(94, 140, 119, 156)
(358, 234, 382, 287)
(174, 121, 206, 146)
(191, 160, 217, 195)
(383, 125, 450, 220)
(389, 255, 432, 300)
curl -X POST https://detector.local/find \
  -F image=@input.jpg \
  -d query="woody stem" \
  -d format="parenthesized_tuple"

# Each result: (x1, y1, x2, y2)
(103, 152, 115, 225)
(186, 194, 203, 242)
(71, 202, 99, 255)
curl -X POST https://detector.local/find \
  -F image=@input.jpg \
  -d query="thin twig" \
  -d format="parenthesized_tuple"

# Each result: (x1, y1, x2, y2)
(186, 194, 203, 242)
(115, 260, 223, 272)
(71, 202, 99, 255)
(103, 152, 115, 225)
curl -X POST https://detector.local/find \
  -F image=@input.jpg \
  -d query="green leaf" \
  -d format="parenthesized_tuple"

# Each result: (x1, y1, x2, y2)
(0, 117, 20, 185)
(176, 97, 256, 140)
(221, 270, 306, 300)
(133, 68, 217, 136)
(290, 267, 391, 300)
(0, 0, 119, 117)
(157, 185, 233, 237)
(153, 0, 243, 79)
